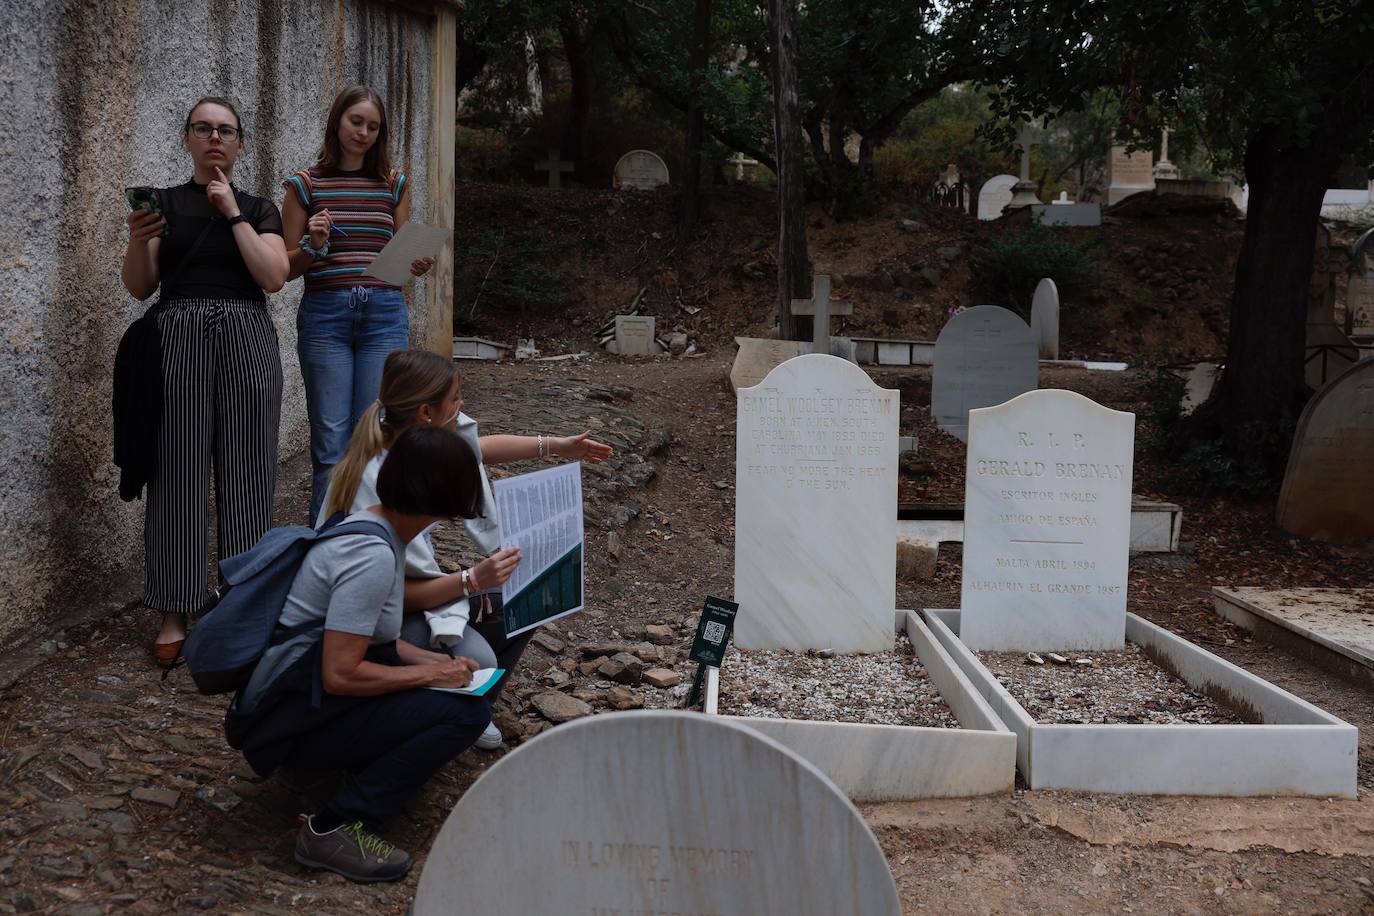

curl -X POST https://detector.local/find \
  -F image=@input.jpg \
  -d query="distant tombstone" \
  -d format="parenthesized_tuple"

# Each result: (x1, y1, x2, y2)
(1032, 203, 1102, 227)
(932, 305, 1038, 442)
(533, 148, 574, 188)
(959, 389, 1136, 651)
(729, 336, 810, 393)
(1346, 274, 1374, 336)
(1106, 144, 1156, 205)
(1175, 362, 1220, 416)
(977, 174, 1018, 220)
(1277, 360, 1374, 543)
(613, 150, 670, 190)
(1030, 278, 1060, 360)
(610, 315, 659, 356)
(735, 354, 898, 652)
(413, 712, 901, 916)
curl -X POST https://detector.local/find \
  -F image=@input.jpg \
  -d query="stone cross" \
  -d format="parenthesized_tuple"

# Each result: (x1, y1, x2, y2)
(1007, 125, 1043, 208)
(1016, 124, 1037, 182)
(728, 152, 759, 181)
(533, 148, 574, 188)
(790, 274, 853, 356)
(1154, 126, 1180, 180)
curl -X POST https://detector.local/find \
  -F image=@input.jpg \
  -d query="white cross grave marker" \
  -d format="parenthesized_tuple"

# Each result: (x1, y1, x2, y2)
(728, 152, 760, 182)
(790, 274, 853, 356)
(534, 148, 574, 188)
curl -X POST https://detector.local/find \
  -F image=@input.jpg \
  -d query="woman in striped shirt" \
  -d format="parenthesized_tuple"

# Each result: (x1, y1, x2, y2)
(283, 86, 434, 522)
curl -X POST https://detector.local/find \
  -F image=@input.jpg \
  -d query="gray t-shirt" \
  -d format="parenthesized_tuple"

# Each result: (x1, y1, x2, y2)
(239, 511, 404, 711)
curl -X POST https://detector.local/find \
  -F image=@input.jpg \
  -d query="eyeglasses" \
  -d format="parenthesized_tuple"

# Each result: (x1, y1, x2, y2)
(188, 122, 242, 141)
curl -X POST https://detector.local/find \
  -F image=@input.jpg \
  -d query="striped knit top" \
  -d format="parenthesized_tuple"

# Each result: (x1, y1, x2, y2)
(283, 167, 408, 291)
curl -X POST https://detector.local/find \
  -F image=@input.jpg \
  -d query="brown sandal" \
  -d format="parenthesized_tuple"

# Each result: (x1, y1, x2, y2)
(152, 638, 185, 669)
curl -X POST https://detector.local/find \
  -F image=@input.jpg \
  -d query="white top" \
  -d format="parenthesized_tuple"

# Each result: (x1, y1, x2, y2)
(316, 412, 502, 644)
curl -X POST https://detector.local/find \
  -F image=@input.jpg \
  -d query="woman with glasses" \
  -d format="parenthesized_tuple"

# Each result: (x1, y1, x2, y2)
(282, 86, 434, 523)
(120, 96, 290, 668)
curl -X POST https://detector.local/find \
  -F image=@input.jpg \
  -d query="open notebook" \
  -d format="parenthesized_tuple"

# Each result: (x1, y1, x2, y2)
(424, 667, 504, 697)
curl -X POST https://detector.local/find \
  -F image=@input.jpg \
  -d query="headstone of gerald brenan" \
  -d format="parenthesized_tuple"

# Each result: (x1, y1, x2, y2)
(959, 389, 1136, 652)
(932, 305, 1038, 442)
(610, 315, 659, 356)
(412, 712, 902, 916)
(729, 336, 810, 393)
(1277, 359, 1374, 543)
(734, 354, 898, 652)
(613, 150, 670, 190)
(1031, 277, 1060, 360)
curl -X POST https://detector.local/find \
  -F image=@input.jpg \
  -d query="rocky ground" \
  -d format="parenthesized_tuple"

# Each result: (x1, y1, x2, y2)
(2, 352, 1373, 914)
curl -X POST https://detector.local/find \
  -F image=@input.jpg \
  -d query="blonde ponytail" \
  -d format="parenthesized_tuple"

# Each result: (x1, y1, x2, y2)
(323, 349, 460, 519)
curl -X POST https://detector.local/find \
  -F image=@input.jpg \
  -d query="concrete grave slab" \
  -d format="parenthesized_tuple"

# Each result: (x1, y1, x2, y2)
(958, 390, 1134, 651)
(1212, 587, 1374, 689)
(1032, 203, 1102, 227)
(734, 354, 897, 652)
(452, 337, 512, 361)
(704, 611, 1016, 801)
(925, 609, 1358, 797)
(413, 712, 902, 915)
(729, 336, 810, 393)
(1277, 359, 1374, 542)
(1031, 277, 1060, 360)
(932, 306, 1038, 442)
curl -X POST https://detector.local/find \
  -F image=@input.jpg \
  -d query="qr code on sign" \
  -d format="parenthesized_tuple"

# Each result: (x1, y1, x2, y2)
(703, 621, 727, 645)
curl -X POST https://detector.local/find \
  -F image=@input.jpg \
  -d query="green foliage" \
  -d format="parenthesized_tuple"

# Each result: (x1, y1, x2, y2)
(970, 227, 1102, 316)
(874, 86, 1015, 190)
(453, 226, 569, 332)
(1168, 439, 1277, 499)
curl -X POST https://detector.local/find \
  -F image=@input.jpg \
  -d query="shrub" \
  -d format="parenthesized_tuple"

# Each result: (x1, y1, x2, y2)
(970, 226, 1102, 316)
(453, 227, 567, 332)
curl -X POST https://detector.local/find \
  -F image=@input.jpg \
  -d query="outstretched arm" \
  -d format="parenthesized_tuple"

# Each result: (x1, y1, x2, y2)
(478, 431, 614, 465)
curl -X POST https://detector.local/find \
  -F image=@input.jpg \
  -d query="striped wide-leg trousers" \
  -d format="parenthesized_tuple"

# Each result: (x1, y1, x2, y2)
(143, 299, 283, 614)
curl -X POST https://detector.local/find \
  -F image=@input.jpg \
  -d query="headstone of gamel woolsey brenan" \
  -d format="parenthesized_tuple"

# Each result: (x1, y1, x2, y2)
(613, 149, 670, 190)
(734, 354, 898, 653)
(932, 305, 1038, 442)
(1277, 359, 1374, 544)
(958, 389, 1136, 651)
(412, 712, 902, 916)
(1031, 277, 1060, 360)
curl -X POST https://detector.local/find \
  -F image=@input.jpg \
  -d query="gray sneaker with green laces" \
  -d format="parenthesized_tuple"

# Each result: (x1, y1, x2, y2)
(294, 817, 412, 883)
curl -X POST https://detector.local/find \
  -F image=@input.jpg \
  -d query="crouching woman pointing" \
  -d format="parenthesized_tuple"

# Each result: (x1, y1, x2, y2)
(226, 426, 519, 883)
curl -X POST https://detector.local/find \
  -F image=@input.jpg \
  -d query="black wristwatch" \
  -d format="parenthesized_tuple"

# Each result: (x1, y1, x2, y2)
(226, 213, 247, 227)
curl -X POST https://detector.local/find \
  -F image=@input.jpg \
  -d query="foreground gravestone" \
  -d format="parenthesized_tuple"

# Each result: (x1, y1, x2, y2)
(932, 305, 1038, 442)
(735, 354, 898, 652)
(609, 315, 659, 356)
(1277, 359, 1374, 543)
(977, 174, 1018, 220)
(729, 336, 810, 392)
(413, 712, 901, 916)
(959, 389, 1136, 651)
(1030, 278, 1060, 359)
(613, 149, 670, 190)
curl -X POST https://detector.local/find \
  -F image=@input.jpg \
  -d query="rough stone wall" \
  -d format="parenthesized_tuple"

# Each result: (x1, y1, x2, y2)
(0, 0, 437, 651)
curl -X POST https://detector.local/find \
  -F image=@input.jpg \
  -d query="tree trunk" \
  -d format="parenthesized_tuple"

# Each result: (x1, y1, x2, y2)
(769, 0, 807, 340)
(560, 21, 594, 164)
(1183, 126, 1341, 477)
(678, 0, 712, 240)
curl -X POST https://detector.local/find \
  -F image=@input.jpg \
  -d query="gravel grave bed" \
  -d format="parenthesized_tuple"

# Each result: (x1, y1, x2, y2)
(715, 635, 959, 727)
(975, 643, 1250, 725)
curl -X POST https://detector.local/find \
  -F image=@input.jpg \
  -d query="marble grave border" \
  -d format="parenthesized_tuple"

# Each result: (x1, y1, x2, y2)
(924, 609, 1358, 797)
(1212, 587, 1374, 690)
(702, 610, 1017, 801)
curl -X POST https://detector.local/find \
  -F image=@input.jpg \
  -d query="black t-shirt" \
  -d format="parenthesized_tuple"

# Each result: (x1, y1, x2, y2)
(156, 180, 284, 302)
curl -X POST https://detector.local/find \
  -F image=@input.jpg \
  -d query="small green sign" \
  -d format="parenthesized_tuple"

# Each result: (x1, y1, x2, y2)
(688, 596, 739, 667)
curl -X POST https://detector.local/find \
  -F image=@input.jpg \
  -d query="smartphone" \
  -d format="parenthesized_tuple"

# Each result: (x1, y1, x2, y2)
(125, 186, 169, 237)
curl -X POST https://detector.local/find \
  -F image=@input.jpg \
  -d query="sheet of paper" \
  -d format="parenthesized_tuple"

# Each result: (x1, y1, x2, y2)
(365, 221, 450, 285)
(424, 667, 505, 697)
(492, 462, 585, 637)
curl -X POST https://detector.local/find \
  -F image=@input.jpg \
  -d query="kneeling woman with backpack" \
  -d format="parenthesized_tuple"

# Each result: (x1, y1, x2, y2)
(223, 426, 519, 882)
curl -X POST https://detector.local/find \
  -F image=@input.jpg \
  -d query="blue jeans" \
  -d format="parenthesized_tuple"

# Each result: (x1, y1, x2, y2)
(297, 286, 409, 521)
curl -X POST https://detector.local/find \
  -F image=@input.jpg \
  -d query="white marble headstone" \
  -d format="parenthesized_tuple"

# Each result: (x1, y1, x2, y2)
(959, 389, 1136, 651)
(932, 305, 1038, 442)
(1031, 278, 1060, 360)
(977, 174, 1018, 220)
(613, 150, 670, 190)
(735, 354, 898, 652)
(612, 315, 659, 356)
(413, 712, 901, 916)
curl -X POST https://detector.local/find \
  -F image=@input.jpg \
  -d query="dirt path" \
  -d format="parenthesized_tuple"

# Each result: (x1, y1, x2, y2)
(1, 351, 1371, 914)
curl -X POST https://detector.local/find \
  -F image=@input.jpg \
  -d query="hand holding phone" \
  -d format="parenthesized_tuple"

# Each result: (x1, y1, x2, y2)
(125, 186, 168, 242)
